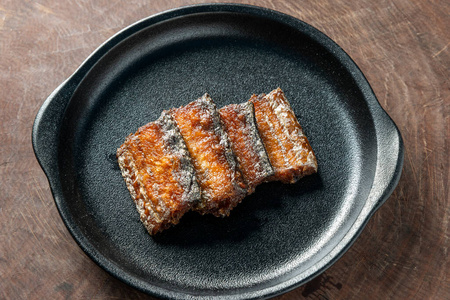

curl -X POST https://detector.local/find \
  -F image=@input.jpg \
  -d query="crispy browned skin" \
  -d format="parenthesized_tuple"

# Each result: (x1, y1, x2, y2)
(219, 102, 274, 193)
(250, 88, 318, 183)
(170, 94, 247, 217)
(116, 112, 200, 235)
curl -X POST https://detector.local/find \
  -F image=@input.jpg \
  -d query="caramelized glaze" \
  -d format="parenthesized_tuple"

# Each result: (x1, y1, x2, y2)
(219, 102, 274, 193)
(117, 112, 200, 235)
(250, 88, 318, 183)
(170, 94, 247, 217)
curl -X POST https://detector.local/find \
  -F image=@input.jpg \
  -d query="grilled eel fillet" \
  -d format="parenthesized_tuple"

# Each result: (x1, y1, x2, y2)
(250, 88, 318, 183)
(170, 94, 247, 217)
(219, 102, 274, 194)
(116, 111, 201, 235)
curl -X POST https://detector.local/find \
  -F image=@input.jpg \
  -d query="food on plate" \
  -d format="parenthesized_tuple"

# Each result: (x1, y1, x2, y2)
(219, 102, 274, 194)
(116, 111, 201, 235)
(170, 94, 247, 217)
(250, 88, 318, 184)
(117, 88, 318, 235)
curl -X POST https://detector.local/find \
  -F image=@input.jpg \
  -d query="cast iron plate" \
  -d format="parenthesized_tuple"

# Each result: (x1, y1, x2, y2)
(32, 4, 404, 299)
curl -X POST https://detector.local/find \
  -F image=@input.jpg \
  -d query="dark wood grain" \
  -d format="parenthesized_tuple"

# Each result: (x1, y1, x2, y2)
(0, 0, 448, 299)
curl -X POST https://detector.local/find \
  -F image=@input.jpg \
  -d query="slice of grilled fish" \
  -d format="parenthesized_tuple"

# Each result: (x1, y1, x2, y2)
(170, 94, 247, 217)
(250, 88, 318, 183)
(219, 102, 274, 194)
(116, 111, 200, 235)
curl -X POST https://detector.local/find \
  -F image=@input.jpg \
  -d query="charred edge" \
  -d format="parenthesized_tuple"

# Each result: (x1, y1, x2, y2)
(117, 141, 161, 235)
(241, 101, 274, 184)
(158, 111, 201, 205)
(199, 94, 247, 198)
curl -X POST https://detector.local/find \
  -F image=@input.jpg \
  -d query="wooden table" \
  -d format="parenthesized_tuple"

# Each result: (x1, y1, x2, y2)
(1, 0, 448, 299)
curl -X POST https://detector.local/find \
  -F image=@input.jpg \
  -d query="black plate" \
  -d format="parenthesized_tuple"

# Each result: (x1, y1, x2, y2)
(32, 4, 403, 299)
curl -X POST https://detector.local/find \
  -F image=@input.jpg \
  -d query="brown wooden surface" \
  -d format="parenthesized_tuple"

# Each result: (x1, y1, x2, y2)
(1, 0, 448, 299)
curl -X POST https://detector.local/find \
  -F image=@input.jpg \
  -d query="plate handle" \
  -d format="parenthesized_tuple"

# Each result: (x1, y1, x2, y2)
(367, 106, 404, 214)
(32, 77, 79, 182)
